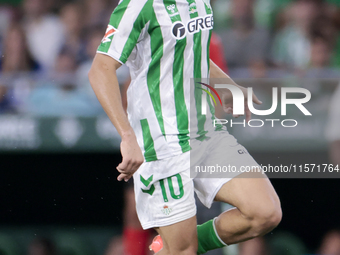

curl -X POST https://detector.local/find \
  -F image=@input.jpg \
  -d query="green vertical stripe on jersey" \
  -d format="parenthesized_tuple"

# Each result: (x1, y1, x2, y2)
(97, 0, 131, 53)
(140, 119, 158, 162)
(119, 2, 150, 63)
(164, 0, 190, 153)
(206, 29, 211, 77)
(189, 0, 208, 139)
(147, 6, 166, 138)
(203, 1, 212, 14)
(205, 29, 214, 119)
(173, 34, 190, 152)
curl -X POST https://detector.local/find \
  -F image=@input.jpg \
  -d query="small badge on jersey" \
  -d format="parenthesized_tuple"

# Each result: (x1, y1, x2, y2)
(102, 25, 118, 43)
(161, 205, 173, 216)
(189, 2, 197, 14)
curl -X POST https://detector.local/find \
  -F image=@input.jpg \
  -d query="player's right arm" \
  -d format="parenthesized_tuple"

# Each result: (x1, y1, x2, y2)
(88, 0, 150, 181)
(88, 54, 144, 182)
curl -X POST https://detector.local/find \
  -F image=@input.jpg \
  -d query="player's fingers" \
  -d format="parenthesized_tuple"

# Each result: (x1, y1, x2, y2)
(124, 175, 132, 182)
(117, 168, 134, 182)
(224, 107, 233, 114)
(253, 93, 262, 105)
(117, 156, 136, 172)
(117, 164, 132, 177)
(245, 109, 251, 122)
(117, 173, 129, 182)
(117, 158, 142, 177)
(244, 103, 251, 122)
(117, 159, 129, 172)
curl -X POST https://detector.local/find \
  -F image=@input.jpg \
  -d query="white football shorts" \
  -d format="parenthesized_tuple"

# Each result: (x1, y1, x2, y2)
(134, 131, 260, 230)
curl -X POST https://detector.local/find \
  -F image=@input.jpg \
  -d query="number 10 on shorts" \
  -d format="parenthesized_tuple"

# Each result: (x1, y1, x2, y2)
(159, 174, 184, 202)
(140, 174, 184, 202)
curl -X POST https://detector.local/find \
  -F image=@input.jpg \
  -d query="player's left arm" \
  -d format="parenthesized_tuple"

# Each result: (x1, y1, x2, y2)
(209, 59, 262, 121)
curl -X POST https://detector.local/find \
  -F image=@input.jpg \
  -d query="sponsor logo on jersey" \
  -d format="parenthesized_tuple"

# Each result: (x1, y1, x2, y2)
(171, 14, 213, 40)
(202, 0, 212, 8)
(102, 25, 118, 43)
(167, 4, 176, 13)
(166, 4, 180, 17)
(172, 21, 186, 40)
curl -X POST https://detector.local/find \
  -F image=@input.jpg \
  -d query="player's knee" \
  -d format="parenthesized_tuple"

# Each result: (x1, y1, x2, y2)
(251, 202, 282, 236)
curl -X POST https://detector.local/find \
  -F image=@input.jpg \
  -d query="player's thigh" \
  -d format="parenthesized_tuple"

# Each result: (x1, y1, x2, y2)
(155, 216, 198, 255)
(193, 131, 265, 209)
(194, 131, 280, 217)
(215, 171, 281, 219)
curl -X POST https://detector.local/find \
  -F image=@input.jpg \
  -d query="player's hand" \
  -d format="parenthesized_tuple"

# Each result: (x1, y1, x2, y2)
(221, 85, 262, 122)
(117, 133, 144, 182)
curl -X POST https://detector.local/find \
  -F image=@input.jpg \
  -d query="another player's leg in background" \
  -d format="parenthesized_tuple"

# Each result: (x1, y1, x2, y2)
(196, 172, 281, 254)
(123, 185, 151, 255)
(329, 140, 340, 166)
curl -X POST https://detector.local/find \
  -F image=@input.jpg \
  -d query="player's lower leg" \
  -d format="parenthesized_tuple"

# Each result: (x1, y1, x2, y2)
(151, 211, 280, 255)
(153, 216, 198, 255)
(150, 220, 225, 255)
(151, 172, 281, 254)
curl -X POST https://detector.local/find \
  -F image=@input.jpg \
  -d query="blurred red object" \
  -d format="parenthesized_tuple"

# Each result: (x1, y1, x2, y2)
(149, 235, 163, 253)
(210, 32, 228, 73)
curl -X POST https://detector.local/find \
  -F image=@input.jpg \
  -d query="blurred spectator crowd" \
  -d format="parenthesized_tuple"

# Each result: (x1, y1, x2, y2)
(0, 0, 340, 116)
(0, 0, 129, 116)
(214, 0, 340, 74)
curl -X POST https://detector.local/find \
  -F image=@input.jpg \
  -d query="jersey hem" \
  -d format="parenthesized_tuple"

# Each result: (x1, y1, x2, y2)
(96, 51, 125, 65)
(144, 144, 191, 162)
